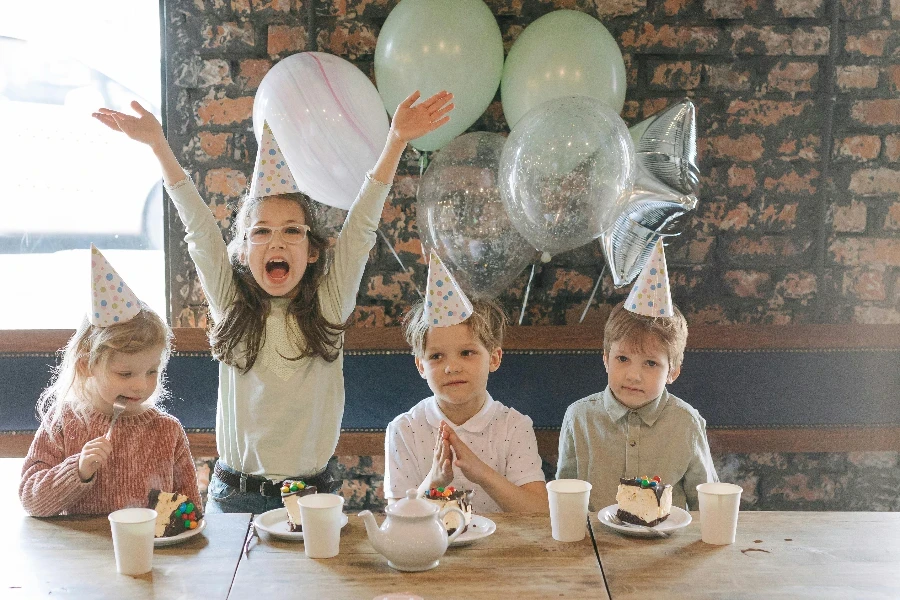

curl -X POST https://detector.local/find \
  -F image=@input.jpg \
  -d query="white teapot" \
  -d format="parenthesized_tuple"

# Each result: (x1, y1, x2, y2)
(359, 489, 466, 572)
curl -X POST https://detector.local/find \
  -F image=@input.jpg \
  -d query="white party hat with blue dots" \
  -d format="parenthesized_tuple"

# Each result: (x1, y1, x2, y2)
(90, 245, 142, 326)
(425, 251, 473, 327)
(249, 121, 299, 198)
(625, 239, 673, 317)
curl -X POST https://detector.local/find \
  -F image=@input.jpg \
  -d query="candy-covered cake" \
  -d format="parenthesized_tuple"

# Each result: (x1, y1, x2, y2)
(615, 476, 673, 527)
(424, 486, 474, 535)
(148, 490, 201, 538)
(281, 480, 317, 532)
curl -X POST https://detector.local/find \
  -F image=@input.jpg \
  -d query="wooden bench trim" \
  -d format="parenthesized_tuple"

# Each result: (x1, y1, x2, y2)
(3, 427, 899, 459)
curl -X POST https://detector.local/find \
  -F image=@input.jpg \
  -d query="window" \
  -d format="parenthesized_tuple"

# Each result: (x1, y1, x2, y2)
(0, 2, 164, 328)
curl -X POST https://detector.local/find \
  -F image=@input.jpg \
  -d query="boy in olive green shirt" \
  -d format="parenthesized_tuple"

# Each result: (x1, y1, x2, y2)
(556, 301, 717, 511)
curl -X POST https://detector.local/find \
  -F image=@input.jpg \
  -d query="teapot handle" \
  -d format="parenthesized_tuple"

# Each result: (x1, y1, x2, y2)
(440, 506, 467, 544)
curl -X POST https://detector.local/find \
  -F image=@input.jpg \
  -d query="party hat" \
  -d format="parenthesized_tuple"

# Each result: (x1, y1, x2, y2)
(90, 245, 142, 326)
(425, 251, 473, 327)
(249, 121, 299, 198)
(625, 239, 673, 317)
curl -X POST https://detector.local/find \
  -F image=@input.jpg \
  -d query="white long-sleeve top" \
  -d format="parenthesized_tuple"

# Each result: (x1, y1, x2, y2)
(165, 174, 390, 479)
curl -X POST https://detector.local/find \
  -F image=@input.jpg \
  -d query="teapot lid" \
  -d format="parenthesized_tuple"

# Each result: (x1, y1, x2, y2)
(385, 489, 440, 518)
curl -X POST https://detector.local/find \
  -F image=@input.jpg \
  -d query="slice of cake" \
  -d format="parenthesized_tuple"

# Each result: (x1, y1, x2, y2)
(280, 480, 317, 532)
(148, 489, 201, 538)
(424, 486, 474, 535)
(615, 476, 673, 527)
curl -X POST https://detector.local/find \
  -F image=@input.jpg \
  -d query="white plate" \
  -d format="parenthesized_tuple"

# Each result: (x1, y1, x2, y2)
(597, 505, 692, 537)
(253, 507, 349, 542)
(154, 518, 206, 547)
(450, 515, 496, 546)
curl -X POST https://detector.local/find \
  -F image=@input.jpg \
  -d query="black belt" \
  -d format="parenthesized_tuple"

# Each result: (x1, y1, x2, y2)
(213, 461, 334, 498)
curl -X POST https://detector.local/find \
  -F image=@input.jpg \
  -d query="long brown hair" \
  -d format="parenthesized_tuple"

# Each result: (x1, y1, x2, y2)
(211, 192, 348, 373)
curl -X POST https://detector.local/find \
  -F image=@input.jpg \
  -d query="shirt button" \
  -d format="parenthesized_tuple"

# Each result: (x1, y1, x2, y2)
(629, 441, 636, 447)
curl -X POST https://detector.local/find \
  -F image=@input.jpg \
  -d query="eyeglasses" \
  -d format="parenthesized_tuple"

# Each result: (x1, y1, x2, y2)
(247, 224, 311, 245)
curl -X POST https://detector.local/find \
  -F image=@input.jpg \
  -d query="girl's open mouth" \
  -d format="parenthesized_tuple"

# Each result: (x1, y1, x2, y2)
(266, 260, 290, 282)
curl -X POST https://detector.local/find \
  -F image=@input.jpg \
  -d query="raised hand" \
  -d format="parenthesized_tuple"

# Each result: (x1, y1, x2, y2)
(444, 422, 493, 486)
(390, 90, 454, 143)
(93, 101, 166, 149)
(78, 436, 113, 482)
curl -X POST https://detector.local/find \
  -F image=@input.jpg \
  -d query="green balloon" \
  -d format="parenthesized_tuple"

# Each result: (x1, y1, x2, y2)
(375, 0, 503, 152)
(501, 10, 626, 128)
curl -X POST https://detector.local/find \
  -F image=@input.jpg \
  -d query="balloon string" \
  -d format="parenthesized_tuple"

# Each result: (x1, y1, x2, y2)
(518, 262, 537, 325)
(579, 265, 608, 324)
(378, 228, 423, 298)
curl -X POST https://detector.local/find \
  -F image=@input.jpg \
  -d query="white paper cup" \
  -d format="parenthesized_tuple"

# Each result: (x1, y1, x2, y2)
(298, 493, 345, 558)
(108, 507, 157, 575)
(697, 482, 743, 545)
(546, 479, 592, 542)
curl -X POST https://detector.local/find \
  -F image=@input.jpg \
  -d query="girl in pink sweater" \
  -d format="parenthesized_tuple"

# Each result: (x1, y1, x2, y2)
(19, 248, 201, 517)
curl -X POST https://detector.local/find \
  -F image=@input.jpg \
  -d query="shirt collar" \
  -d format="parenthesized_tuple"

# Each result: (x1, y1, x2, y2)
(424, 393, 497, 433)
(602, 386, 669, 426)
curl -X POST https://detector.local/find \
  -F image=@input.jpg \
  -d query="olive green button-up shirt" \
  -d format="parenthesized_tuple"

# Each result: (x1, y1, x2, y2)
(556, 387, 718, 512)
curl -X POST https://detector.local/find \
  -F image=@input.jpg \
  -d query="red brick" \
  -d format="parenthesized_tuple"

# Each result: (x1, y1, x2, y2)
(594, 0, 645, 17)
(199, 132, 231, 160)
(642, 98, 672, 118)
(852, 99, 900, 126)
(702, 201, 752, 230)
(704, 134, 764, 161)
(830, 237, 900, 267)
(845, 30, 892, 57)
(842, 268, 886, 301)
(835, 65, 880, 90)
(620, 24, 720, 53)
(890, 65, 900, 93)
(724, 270, 772, 298)
(731, 26, 830, 56)
(884, 203, 900, 230)
(885, 134, 900, 161)
(763, 169, 819, 194)
(687, 304, 731, 325)
(835, 135, 882, 161)
(349, 305, 386, 327)
(668, 236, 715, 263)
(232, 0, 251, 14)
(704, 0, 758, 18)
(650, 61, 703, 89)
(893, 0, 900, 19)
(316, 21, 379, 59)
(250, 0, 292, 12)
(202, 21, 255, 50)
(841, 0, 883, 19)
(661, 0, 692, 15)
(727, 235, 810, 258)
(705, 64, 752, 90)
(726, 100, 810, 126)
(238, 59, 272, 90)
(777, 135, 820, 161)
(623, 100, 641, 121)
(550, 270, 594, 294)
(767, 61, 819, 92)
(832, 200, 868, 232)
(775, 0, 823, 17)
(853, 305, 900, 324)
(204, 168, 248, 198)
(849, 167, 900, 195)
(268, 25, 308, 55)
(196, 94, 254, 126)
(777, 272, 817, 300)
(758, 203, 798, 229)
(365, 272, 417, 303)
(199, 59, 232, 87)
(728, 165, 758, 196)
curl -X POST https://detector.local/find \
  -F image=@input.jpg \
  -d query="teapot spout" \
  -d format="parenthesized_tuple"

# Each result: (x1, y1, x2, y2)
(358, 510, 386, 554)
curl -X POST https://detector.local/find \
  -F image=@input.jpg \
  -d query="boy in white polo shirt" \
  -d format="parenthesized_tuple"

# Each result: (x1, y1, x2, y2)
(384, 255, 547, 513)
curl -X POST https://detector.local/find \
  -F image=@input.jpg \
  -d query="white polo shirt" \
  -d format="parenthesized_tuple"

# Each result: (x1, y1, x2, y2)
(384, 394, 545, 514)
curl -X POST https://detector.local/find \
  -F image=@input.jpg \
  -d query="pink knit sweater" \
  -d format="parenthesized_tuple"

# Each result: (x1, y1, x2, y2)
(19, 404, 202, 517)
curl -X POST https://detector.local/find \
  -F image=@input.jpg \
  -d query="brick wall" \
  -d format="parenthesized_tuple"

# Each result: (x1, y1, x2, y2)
(163, 0, 900, 327)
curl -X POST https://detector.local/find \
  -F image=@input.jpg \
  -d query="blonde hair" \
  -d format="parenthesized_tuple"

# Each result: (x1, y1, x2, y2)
(403, 298, 507, 358)
(36, 305, 172, 432)
(603, 300, 688, 372)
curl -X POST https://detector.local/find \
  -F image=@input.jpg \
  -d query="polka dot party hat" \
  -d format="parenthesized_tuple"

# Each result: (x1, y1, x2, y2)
(249, 121, 299, 198)
(90, 245, 142, 327)
(625, 238, 673, 318)
(425, 251, 473, 327)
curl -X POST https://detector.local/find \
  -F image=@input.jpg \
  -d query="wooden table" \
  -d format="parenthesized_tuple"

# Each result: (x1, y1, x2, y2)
(233, 513, 609, 599)
(590, 511, 900, 599)
(3, 512, 251, 599)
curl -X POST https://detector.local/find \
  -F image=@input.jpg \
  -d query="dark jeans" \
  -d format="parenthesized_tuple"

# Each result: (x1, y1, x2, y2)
(204, 458, 341, 515)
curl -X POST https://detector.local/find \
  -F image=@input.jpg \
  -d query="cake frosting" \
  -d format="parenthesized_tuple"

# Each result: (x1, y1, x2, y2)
(424, 486, 474, 535)
(280, 480, 317, 532)
(148, 489, 201, 538)
(615, 476, 673, 527)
